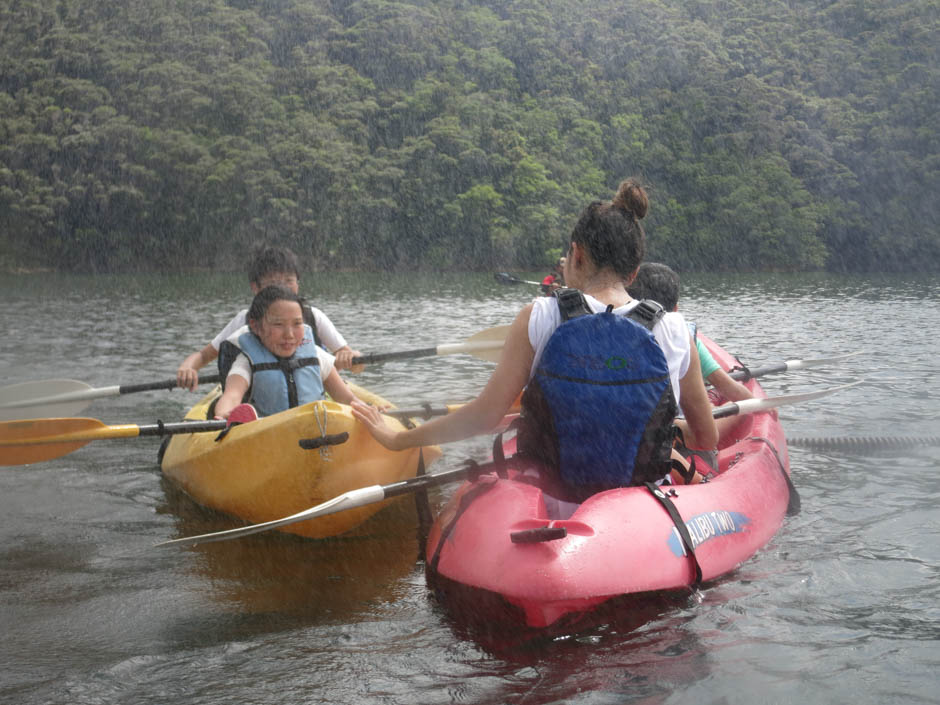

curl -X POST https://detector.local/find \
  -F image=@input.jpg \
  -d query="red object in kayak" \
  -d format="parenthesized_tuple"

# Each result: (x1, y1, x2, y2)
(425, 335, 793, 629)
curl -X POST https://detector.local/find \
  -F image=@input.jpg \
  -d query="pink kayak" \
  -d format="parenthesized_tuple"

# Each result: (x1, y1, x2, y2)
(424, 335, 794, 629)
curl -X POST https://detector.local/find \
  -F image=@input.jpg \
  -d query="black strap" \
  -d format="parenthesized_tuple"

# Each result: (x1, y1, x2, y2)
(644, 482, 703, 586)
(626, 299, 666, 330)
(554, 288, 593, 321)
(748, 436, 801, 516)
(413, 449, 433, 558)
(428, 461, 500, 573)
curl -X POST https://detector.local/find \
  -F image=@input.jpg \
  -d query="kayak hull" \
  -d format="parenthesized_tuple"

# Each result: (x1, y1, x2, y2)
(161, 384, 440, 539)
(425, 336, 791, 628)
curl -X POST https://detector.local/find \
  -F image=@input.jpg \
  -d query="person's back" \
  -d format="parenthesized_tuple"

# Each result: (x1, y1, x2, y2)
(350, 178, 718, 500)
(518, 289, 679, 500)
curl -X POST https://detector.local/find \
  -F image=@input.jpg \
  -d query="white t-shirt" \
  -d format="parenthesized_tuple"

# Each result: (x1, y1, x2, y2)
(527, 294, 691, 404)
(227, 326, 336, 385)
(211, 305, 347, 354)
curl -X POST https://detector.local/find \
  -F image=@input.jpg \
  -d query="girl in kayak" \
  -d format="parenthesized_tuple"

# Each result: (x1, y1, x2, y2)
(214, 286, 362, 419)
(352, 179, 718, 494)
(176, 245, 362, 391)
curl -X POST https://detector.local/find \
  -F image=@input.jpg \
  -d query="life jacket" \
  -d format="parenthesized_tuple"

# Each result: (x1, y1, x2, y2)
(217, 324, 325, 417)
(516, 289, 678, 501)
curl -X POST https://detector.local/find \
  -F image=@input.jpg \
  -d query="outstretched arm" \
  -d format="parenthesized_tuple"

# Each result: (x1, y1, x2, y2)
(214, 374, 249, 419)
(351, 305, 536, 451)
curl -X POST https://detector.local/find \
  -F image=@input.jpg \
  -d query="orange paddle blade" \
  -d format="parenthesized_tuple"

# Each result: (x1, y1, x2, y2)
(0, 417, 113, 465)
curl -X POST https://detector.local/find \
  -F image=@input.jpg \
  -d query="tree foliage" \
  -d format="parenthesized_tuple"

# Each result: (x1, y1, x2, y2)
(0, 0, 936, 272)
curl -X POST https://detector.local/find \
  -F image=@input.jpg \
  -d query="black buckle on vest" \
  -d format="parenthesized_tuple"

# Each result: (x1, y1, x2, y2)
(627, 300, 666, 330)
(554, 288, 593, 322)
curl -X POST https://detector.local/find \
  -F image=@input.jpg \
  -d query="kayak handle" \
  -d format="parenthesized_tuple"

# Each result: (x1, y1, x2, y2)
(298, 432, 350, 450)
(510, 526, 568, 544)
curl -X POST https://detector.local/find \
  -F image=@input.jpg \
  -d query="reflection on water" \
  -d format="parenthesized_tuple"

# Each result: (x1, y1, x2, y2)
(0, 272, 938, 704)
(157, 477, 423, 623)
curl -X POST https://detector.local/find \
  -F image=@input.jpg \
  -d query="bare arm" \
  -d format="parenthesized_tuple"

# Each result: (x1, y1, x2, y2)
(706, 368, 753, 402)
(213, 373, 249, 419)
(677, 337, 719, 450)
(323, 368, 361, 405)
(177, 343, 219, 391)
(351, 306, 536, 450)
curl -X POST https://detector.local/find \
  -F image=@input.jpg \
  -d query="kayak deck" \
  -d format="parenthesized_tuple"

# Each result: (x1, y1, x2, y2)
(425, 336, 792, 628)
(161, 384, 441, 539)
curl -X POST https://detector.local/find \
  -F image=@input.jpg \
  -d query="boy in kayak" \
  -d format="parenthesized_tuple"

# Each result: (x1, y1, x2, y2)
(176, 245, 361, 391)
(213, 286, 362, 419)
(627, 262, 753, 445)
(353, 178, 717, 499)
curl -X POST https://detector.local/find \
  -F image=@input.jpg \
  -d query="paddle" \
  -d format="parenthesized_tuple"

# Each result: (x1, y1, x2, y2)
(0, 328, 511, 422)
(0, 417, 229, 466)
(352, 326, 509, 366)
(158, 382, 860, 547)
(727, 351, 862, 382)
(495, 272, 541, 286)
(0, 403, 479, 466)
(710, 381, 862, 419)
(0, 375, 222, 422)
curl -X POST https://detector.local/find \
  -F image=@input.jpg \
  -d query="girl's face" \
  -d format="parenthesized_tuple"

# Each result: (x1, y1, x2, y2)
(250, 299, 306, 358)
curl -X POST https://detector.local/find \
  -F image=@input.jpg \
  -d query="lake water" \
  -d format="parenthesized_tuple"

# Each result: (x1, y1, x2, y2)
(1, 271, 938, 704)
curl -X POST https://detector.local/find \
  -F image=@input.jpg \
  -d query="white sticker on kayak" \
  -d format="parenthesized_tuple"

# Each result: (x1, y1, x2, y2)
(667, 511, 751, 556)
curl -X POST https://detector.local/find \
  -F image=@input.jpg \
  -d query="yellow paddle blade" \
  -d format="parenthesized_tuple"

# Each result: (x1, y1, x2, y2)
(0, 418, 140, 466)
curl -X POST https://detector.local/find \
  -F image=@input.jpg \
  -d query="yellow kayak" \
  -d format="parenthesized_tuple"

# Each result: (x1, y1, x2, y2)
(160, 384, 441, 539)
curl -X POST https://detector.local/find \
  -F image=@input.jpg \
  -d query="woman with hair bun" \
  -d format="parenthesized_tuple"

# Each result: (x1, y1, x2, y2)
(352, 179, 717, 497)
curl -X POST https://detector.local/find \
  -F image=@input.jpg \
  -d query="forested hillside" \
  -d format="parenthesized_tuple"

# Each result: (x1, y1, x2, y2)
(0, 0, 937, 273)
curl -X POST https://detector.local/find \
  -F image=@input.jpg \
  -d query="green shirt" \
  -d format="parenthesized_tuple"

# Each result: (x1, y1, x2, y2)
(695, 337, 721, 379)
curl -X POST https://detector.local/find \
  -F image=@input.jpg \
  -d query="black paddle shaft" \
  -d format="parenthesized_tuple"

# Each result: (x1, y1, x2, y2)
(352, 348, 438, 365)
(136, 419, 227, 436)
(119, 374, 222, 395)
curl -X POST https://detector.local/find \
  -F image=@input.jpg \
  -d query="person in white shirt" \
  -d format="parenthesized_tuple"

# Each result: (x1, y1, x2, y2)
(352, 178, 718, 495)
(176, 245, 361, 391)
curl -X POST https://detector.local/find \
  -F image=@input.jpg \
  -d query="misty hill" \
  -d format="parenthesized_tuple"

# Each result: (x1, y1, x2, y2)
(0, 0, 937, 272)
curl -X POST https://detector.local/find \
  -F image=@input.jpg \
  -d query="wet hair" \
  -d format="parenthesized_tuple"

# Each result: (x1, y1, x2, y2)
(246, 285, 304, 324)
(627, 262, 680, 311)
(568, 178, 649, 280)
(247, 245, 301, 285)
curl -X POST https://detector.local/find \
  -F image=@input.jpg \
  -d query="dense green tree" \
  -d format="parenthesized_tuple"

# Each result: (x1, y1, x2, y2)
(0, 0, 935, 272)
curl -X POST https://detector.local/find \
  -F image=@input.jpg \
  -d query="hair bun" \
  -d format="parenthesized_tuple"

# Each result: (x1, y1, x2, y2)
(611, 178, 649, 220)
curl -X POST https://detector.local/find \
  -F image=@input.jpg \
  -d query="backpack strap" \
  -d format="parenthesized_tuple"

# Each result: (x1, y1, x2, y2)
(626, 299, 666, 331)
(554, 287, 593, 322)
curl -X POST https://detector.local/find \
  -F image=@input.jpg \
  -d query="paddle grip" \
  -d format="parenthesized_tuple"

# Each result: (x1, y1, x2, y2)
(120, 374, 222, 394)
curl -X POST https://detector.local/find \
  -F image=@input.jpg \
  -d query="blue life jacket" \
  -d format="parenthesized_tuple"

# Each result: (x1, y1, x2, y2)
(218, 324, 325, 417)
(517, 289, 678, 500)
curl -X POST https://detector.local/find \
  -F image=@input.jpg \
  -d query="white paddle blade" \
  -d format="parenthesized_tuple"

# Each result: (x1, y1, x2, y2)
(729, 381, 864, 416)
(0, 380, 101, 421)
(436, 325, 510, 363)
(155, 485, 388, 547)
(784, 351, 864, 371)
